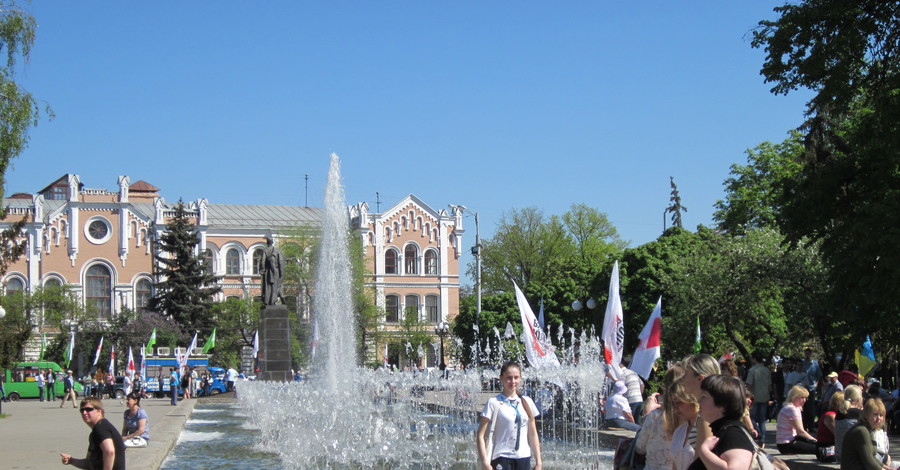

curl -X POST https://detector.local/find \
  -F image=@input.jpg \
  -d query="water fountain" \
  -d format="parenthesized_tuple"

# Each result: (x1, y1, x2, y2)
(237, 154, 615, 468)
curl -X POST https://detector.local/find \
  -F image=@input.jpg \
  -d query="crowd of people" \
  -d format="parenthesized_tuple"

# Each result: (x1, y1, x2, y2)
(611, 351, 899, 470)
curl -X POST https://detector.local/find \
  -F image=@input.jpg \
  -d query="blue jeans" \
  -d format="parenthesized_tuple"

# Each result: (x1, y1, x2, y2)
(751, 402, 768, 442)
(170, 387, 178, 405)
(608, 418, 641, 432)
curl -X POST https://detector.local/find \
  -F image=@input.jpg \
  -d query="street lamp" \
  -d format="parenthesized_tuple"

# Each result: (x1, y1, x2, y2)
(450, 204, 480, 367)
(434, 321, 450, 378)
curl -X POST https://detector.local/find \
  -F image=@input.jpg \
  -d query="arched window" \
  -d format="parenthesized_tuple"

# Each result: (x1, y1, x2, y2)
(86, 265, 111, 319)
(5, 277, 24, 295)
(404, 244, 418, 274)
(425, 295, 439, 323)
(404, 295, 419, 321)
(202, 249, 214, 274)
(385, 249, 399, 274)
(385, 295, 400, 323)
(226, 248, 241, 275)
(424, 249, 438, 275)
(252, 249, 264, 275)
(135, 278, 152, 314)
(44, 278, 62, 289)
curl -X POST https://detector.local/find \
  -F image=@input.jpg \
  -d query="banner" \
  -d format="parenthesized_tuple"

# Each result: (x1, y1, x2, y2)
(513, 281, 559, 369)
(179, 332, 198, 369)
(202, 328, 217, 354)
(126, 347, 136, 379)
(65, 331, 75, 368)
(252, 330, 259, 358)
(630, 297, 661, 380)
(856, 335, 877, 377)
(146, 328, 156, 356)
(108, 345, 115, 375)
(602, 261, 624, 379)
(93, 336, 104, 366)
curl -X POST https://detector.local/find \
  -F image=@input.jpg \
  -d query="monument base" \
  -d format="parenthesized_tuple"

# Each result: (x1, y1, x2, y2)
(258, 304, 292, 381)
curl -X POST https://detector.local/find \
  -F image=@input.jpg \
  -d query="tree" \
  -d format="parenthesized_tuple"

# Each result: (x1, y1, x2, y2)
(713, 133, 804, 234)
(752, 0, 900, 353)
(209, 298, 259, 369)
(0, 4, 52, 275)
(666, 177, 687, 229)
(148, 201, 222, 331)
(561, 203, 627, 262)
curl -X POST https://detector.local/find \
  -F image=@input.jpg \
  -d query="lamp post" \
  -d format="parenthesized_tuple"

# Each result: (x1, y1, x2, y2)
(434, 321, 450, 378)
(450, 204, 480, 367)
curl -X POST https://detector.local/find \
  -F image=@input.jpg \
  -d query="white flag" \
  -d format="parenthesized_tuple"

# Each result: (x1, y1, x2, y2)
(126, 347, 136, 379)
(65, 331, 75, 368)
(602, 261, 624, 379)
(503, 321, 515, 339)
(513, 281, 559, 369)
(630, 297, 662, 380)
(108, 345, 115, 375)
(180, 332, 198, 369)
(93, 336, 104, 366)
(252, 330, 259, 358)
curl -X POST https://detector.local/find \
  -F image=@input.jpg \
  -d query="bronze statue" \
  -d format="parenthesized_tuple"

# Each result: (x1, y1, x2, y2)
(260, 235, 285, 305)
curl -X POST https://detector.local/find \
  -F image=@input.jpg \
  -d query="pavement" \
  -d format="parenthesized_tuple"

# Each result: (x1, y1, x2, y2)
(0, 395, 196, 470)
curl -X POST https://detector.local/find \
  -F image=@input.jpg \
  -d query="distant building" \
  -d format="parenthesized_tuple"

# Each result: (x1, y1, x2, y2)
(350, 195, 464, 368)
(2, 174, 463, 366)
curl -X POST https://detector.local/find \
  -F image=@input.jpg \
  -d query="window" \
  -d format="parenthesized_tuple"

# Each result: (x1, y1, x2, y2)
(44, 278, 62, 289)
(385, 249, 398, 274)
(136, 279, 152, 314)
(84, 217, 112, 244)
(424, 249, 438, 275)
(86, 264, 111, 318)
(51, 185, 67, 201)
(426, 295, 439, 323)
(405, 295, 419, 321)
(405, 245, 418, 274)
(202, 249, 214, 273)
(226, 249, 241, 275)
(252, 249, 264, 275)
(385, 295, 400, 323)
(5, 278, 24, 295)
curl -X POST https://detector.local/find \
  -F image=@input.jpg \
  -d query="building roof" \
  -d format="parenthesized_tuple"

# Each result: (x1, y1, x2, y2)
(129, 180, 159, 192)
(205, 204, 322, 228)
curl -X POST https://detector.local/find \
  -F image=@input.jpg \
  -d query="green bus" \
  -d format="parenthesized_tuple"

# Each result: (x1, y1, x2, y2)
(2, 361, 84, 401)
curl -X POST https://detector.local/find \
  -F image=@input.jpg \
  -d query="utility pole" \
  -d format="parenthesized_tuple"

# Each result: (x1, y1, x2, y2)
(305, 174, 309, 206)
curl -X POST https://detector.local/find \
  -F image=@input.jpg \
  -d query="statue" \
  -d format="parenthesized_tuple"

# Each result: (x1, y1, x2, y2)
(260, 235, 285, 305)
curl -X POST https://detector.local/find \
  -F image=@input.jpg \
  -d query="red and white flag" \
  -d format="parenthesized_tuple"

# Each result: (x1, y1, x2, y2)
(513, 281, 559, 369)
(252, 330, 259, 358)
(630, 297, 662, 380)
(602, 261, 625, 379)
(108, 345, 115, 375)
(93, 336, 104, 366)
(126, 347, 136, 379)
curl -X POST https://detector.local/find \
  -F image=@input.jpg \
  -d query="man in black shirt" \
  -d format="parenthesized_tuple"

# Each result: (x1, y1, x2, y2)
(60, 398, 126, 470)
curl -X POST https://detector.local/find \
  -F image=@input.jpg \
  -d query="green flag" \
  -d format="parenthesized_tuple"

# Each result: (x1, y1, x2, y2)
(146, 328, 157, 355)
(202, 328, 216, 354)
(693, 316, 702, 354)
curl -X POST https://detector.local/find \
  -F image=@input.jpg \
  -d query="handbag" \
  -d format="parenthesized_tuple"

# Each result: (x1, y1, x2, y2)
(732, 425, 788, 470)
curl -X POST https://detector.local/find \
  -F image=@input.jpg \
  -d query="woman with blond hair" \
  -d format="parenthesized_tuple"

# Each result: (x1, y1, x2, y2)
(635, 365, 684, 470)
(840, 398, 893, 470)
(668, 379, 700, 470)
(776, 385, 817, 454)
(835, 384, 864, 460)
(682, 354, 721, 455)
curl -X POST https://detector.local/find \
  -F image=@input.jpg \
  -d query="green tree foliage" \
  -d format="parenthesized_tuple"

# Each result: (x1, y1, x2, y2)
(0, 287, 87, 370)
(713, 133, 804, 234)
(208, 298, 259, 369)
(753, 0, 900, 353)
(148, 201, 222, 332)
(0, 4, 52, 275)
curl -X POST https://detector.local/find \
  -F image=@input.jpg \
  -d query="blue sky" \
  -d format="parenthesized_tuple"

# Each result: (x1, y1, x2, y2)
(8, 2, 811, 280)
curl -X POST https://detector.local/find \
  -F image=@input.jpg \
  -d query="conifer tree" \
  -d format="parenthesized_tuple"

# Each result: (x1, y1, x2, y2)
(148, 201, 221, 331)
(666, 176, 687, 229)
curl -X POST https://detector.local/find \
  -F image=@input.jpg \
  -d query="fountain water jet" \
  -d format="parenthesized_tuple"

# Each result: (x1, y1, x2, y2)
(238, 154, 615, 468)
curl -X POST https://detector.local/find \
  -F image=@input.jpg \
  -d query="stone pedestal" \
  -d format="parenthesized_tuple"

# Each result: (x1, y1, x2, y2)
(258, 304, 292, 381)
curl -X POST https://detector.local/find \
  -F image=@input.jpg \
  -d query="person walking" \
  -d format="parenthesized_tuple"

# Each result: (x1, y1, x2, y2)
(169, 368, 179, 405)
(60, 398, 126, 470)
(475, 361, 542, 470)
(60, 370, 78, 409)
(36, 370, 45, 402)
(745, 352, 772, 444)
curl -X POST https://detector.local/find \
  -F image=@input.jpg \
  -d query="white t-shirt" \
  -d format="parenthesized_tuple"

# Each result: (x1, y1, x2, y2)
(604, 393, 630, 421)
(480, 393, 539, 461)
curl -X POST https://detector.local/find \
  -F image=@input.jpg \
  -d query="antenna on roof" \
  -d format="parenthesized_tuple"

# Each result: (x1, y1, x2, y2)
(305, 174, 309, 206)
(376, 192, 381, 212)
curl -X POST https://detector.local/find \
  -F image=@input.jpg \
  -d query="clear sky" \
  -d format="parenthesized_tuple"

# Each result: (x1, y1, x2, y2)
(8, 2, 811, 282)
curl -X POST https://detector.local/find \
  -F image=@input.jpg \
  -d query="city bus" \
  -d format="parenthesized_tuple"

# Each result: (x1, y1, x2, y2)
(2, 361, 84, 401)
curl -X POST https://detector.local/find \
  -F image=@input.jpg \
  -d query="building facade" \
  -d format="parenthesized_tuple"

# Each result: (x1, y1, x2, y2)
(2, 175, 462, 367)
(350, 195, 464, 368)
